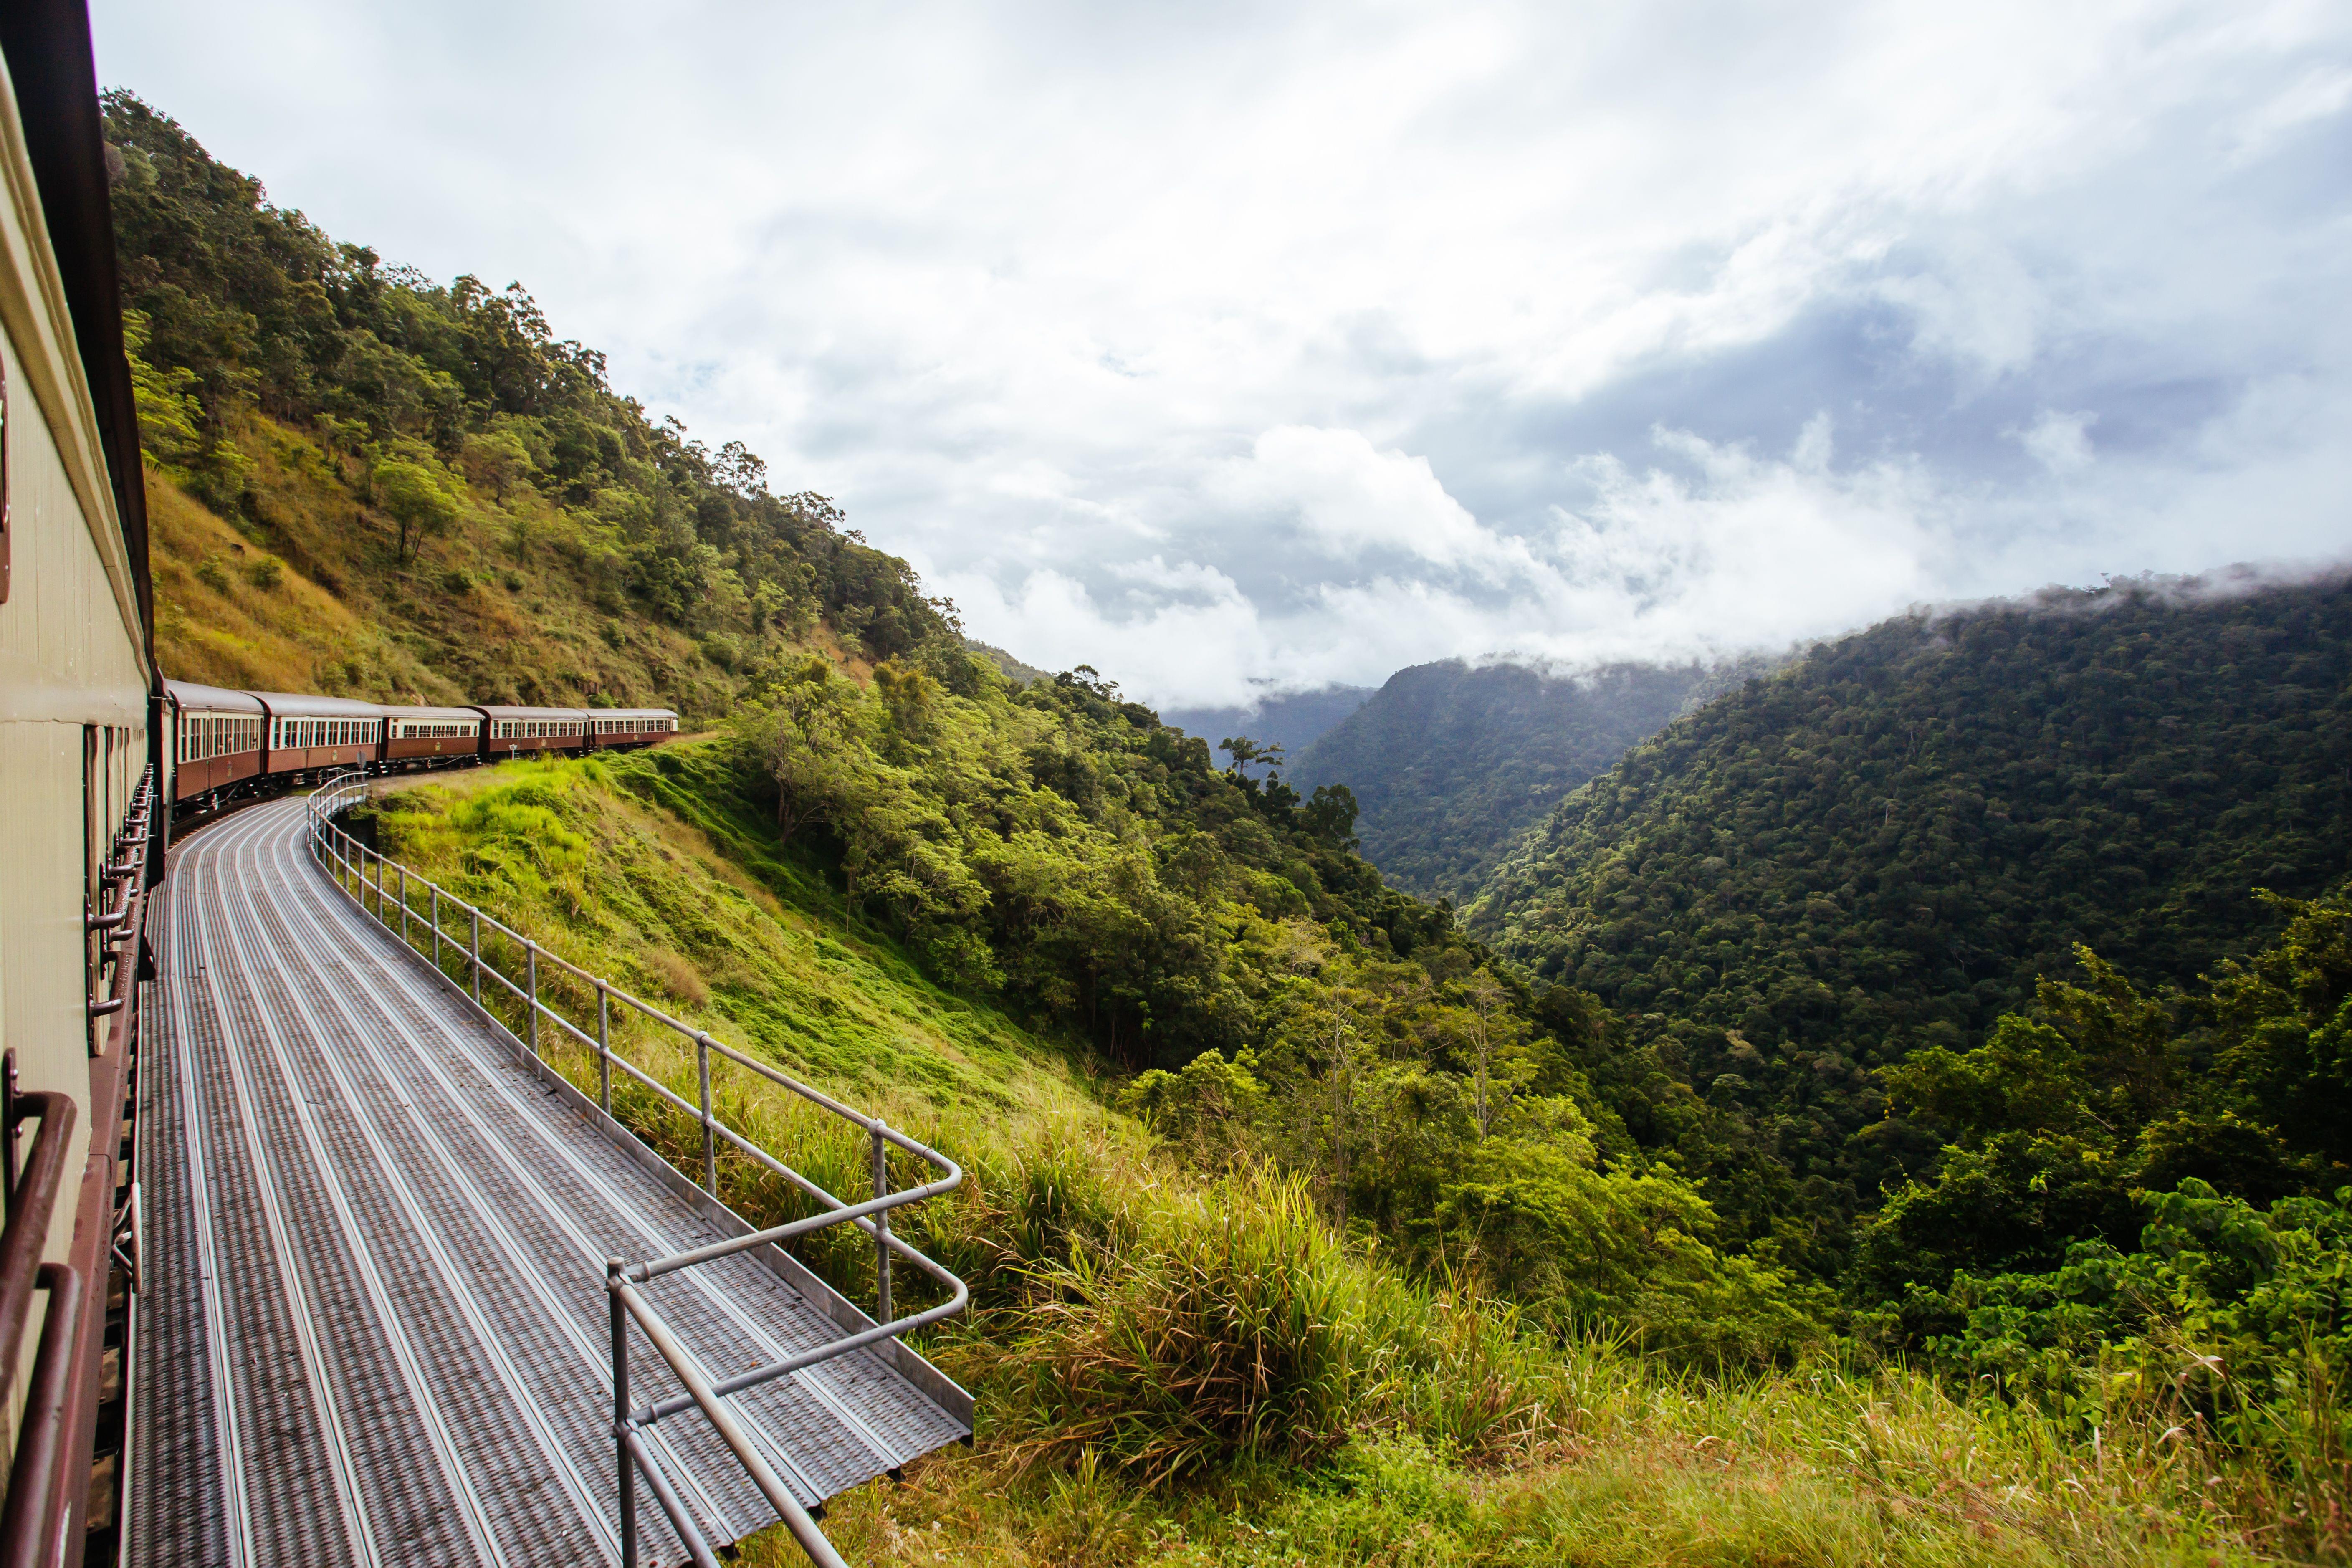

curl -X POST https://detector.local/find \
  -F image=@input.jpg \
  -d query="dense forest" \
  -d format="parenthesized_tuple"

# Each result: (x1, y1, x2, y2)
(1292, 658, 1751, 904)
(1468, 579, 2352, 1270)
(116, 86, 2352, 1560)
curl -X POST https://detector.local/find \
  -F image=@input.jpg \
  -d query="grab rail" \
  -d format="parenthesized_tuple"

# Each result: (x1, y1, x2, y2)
(0, 1060, 78, 1418)
(304, 776, 966, 1567)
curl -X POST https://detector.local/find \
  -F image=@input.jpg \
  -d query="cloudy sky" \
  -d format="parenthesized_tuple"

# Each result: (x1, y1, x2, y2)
(96, 0, 2352, 708)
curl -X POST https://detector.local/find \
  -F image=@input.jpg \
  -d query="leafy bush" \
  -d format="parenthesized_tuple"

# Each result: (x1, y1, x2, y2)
(243, 554, 283, 589)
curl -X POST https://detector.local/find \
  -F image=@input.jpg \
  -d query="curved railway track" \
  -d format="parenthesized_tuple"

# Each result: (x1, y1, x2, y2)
(132, 799, 968, 1567)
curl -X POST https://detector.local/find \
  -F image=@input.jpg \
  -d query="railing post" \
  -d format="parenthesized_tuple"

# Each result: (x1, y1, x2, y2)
(609, 1259, 639, 1568)
(598, 981, 612, 1114)
(696, 1035, 717, 1196)
(432, 885, 442, 971)
(400, 865, 410, 946)
(470, 908, 482, 1005)
(528, 942, 541, 1057)
(872, 1123, 893, 1326)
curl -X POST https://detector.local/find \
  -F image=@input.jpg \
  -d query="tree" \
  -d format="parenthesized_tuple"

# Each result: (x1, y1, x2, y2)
(1219, 736, 1285, 782)
(1460, 969, 1533, 1138)
(372, 457, 463, 564)
(1303, 783, 1359, 847)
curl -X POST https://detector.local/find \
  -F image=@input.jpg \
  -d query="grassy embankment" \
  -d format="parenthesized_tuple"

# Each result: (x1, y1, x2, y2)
(357, 744, 2299, 1567)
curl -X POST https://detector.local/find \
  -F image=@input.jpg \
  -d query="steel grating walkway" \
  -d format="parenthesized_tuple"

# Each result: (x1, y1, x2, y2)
(131, 799, 970, 1567)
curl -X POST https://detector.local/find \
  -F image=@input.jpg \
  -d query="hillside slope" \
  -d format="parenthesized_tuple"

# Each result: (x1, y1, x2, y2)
(1471, 574, 2352, 1220)
(1292, 659, 1742, 903)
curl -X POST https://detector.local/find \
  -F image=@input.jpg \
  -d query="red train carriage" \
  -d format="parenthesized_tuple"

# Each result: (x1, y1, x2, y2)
(474, 705, 593, 760)
(379, 703, 483, 768)
(166, 680, 266, 805)
(256, 691, 385, 779)
(589, 708, 680, 749)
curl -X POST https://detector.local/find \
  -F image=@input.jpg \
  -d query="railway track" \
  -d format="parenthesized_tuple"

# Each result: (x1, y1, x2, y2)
(132, 799, 969, 1566)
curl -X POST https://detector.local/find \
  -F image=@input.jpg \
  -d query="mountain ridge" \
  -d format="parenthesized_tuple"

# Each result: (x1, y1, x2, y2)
(1291, 656, 1761, 903)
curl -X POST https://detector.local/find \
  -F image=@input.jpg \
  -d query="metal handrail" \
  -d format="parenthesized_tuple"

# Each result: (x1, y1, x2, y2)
(0, 1069, 78, 1415)
(303, 776, 967, 1567)
(0, 1262, 83, 1568)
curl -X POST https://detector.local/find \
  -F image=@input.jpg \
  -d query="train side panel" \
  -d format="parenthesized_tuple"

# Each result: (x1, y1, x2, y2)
(0, 22, 157, 1541)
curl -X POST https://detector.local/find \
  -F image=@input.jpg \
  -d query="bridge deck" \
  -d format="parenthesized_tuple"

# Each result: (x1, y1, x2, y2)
(131, 798, 968, 1567)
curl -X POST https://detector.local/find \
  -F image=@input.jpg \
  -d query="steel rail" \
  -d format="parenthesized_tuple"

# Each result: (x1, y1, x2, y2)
(303, 776, 969, 1567)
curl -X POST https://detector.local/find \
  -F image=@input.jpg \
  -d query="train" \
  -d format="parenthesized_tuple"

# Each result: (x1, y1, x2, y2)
(0, 8, 682, 1559)
(163, 680, 680, 817)
(0, 5, 164, 1563)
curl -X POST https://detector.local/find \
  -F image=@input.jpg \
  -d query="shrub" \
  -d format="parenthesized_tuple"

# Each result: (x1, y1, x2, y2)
(444, 569, 473, 595)
(244, 554, 283, 589)
(975, 1166, 1567, 1489)
(503, 571, 524, 592)
(194, 558, 231, 593)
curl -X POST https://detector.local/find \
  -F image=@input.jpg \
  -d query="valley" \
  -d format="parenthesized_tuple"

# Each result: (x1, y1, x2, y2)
(115, 85, 2351, 1565)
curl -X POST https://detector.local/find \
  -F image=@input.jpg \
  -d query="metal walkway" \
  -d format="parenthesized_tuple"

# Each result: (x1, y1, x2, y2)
(130, 799, 970, 1567)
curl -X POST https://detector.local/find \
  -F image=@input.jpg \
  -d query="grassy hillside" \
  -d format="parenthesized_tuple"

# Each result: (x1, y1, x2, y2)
(1291, 659, 1746, 904)
(367, 751, 2302, 1568)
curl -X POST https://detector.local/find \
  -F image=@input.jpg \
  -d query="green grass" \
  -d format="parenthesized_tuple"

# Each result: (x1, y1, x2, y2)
(364, 747, 2320, 1568)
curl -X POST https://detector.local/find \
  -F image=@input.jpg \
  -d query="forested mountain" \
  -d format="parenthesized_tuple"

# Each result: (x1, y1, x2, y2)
(1162, 683, 1374, 771)
(1291, 658, 1747, 903)
(1470, 574, 2352, 1267)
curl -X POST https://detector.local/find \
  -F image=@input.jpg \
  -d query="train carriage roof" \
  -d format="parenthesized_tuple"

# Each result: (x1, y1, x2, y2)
(164, 680, 266, 713)
(248, 691, 390, 720)
(472, 705, 593, 721)
(378, 703, 483, 722)
(600, 708, 678, 721)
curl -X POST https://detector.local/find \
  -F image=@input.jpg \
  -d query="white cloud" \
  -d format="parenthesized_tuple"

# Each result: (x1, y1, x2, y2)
(1209, 426, 1522, 574)
(2017, 410, 2099, 473)
(91, 0, 2352, 706)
